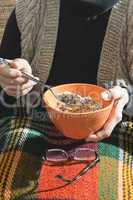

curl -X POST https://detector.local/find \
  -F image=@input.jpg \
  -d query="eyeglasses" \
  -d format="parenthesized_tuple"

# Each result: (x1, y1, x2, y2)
(42, 148, 100, 185)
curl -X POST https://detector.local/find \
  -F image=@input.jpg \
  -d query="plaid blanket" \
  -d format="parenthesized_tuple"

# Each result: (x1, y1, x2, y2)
(0, 107, 133, 200)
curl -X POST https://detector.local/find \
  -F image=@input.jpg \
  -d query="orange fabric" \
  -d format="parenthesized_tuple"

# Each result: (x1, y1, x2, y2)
(38, 161, 99, 200)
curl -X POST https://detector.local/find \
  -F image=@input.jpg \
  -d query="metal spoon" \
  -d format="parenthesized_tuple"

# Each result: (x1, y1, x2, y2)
(0, 58, 59, 100)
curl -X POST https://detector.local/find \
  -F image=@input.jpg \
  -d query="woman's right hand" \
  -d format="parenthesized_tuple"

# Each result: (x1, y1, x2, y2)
(0, 58, 37, 97)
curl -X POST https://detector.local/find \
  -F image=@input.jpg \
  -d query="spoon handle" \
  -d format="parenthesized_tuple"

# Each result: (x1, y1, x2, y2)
(21, 71, 51, 89)
(21, 71, 57, 98)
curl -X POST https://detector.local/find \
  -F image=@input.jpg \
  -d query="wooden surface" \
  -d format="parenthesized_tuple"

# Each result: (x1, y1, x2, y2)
(0, 0, 15, 42)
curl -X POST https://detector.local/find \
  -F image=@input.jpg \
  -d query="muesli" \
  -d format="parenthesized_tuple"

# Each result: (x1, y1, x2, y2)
(57, 91, 102, 113)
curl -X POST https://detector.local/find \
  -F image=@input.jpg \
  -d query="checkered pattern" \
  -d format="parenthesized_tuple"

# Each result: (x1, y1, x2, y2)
(0, 106, 133, 200)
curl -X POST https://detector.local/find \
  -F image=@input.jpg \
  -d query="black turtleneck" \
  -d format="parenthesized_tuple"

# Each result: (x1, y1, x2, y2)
(47, 0, 111, 85)
(0, 0, 111, 86)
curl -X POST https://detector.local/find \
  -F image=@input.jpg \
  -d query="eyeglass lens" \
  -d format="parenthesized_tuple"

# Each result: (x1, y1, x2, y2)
(74, 148, 96, 161)
(46, 149, 68, 162)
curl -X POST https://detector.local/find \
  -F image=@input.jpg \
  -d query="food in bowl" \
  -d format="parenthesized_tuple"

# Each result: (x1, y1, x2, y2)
(43, 83, 114, 139)
(56, 91, 102, 113)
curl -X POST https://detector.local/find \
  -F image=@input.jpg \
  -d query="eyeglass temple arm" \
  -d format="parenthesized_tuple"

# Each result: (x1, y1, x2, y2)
(56, 152, 100, 184)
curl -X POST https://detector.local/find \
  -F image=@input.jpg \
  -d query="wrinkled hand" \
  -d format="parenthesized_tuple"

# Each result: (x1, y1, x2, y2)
(86, 86, 129, 142)
(0, 58, 37, 97)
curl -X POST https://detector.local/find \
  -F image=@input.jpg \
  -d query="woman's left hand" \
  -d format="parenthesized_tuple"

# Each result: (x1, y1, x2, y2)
(86, 86, 129, 142)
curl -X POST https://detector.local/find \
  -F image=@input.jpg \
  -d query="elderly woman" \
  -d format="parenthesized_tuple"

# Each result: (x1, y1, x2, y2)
(0, 0, 133, 199)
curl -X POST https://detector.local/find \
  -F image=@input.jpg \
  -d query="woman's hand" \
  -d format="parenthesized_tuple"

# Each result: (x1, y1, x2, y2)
(0, 58, 37, 97)
(86, 86, 129, 142)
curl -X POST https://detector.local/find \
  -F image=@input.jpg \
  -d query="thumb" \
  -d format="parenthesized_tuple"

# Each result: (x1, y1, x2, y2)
(8, 59, 32, 77)
(101, 90, 112, 101)
(101, 86, 125, 101)
(0, 59, 22, 78)
(6, 59, 24, 71)
(5, 59, 17, 69)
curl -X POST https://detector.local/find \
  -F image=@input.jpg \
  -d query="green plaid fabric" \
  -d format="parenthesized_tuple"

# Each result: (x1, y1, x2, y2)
(0, 106, 133, 200)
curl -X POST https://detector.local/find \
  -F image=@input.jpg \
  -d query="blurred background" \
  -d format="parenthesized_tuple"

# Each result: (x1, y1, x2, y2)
(0, 0, 15, 43)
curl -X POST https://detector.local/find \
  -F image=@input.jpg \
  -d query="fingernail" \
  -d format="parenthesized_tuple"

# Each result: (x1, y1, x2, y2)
(97, 131, 104, 138)
(85, 134, 97, 142)
(34, 76, 39, 80)
(32, 81, 38, 85)
(101, 91, 112, 101)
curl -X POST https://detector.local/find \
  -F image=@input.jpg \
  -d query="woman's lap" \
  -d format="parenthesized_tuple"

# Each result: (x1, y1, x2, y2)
(0, 110, 132, 199)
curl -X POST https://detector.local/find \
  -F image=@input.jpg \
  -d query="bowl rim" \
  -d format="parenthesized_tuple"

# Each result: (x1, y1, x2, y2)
(43, 83, 114, 115)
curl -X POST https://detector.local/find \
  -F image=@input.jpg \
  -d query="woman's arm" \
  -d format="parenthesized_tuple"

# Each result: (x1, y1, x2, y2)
(0, 9, 21, 59)
(0, 10, 37, 104)
(118, 0, 133, 118)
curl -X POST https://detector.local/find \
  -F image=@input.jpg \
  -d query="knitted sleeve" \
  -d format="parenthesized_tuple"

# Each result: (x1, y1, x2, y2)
(15, 0, 60, 85)
(15, 0, 45, 63)
(119, 0, 133, 117)
(15, 0, 26, 32)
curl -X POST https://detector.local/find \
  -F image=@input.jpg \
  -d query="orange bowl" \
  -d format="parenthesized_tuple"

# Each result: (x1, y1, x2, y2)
(43, 83, 114, 139)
